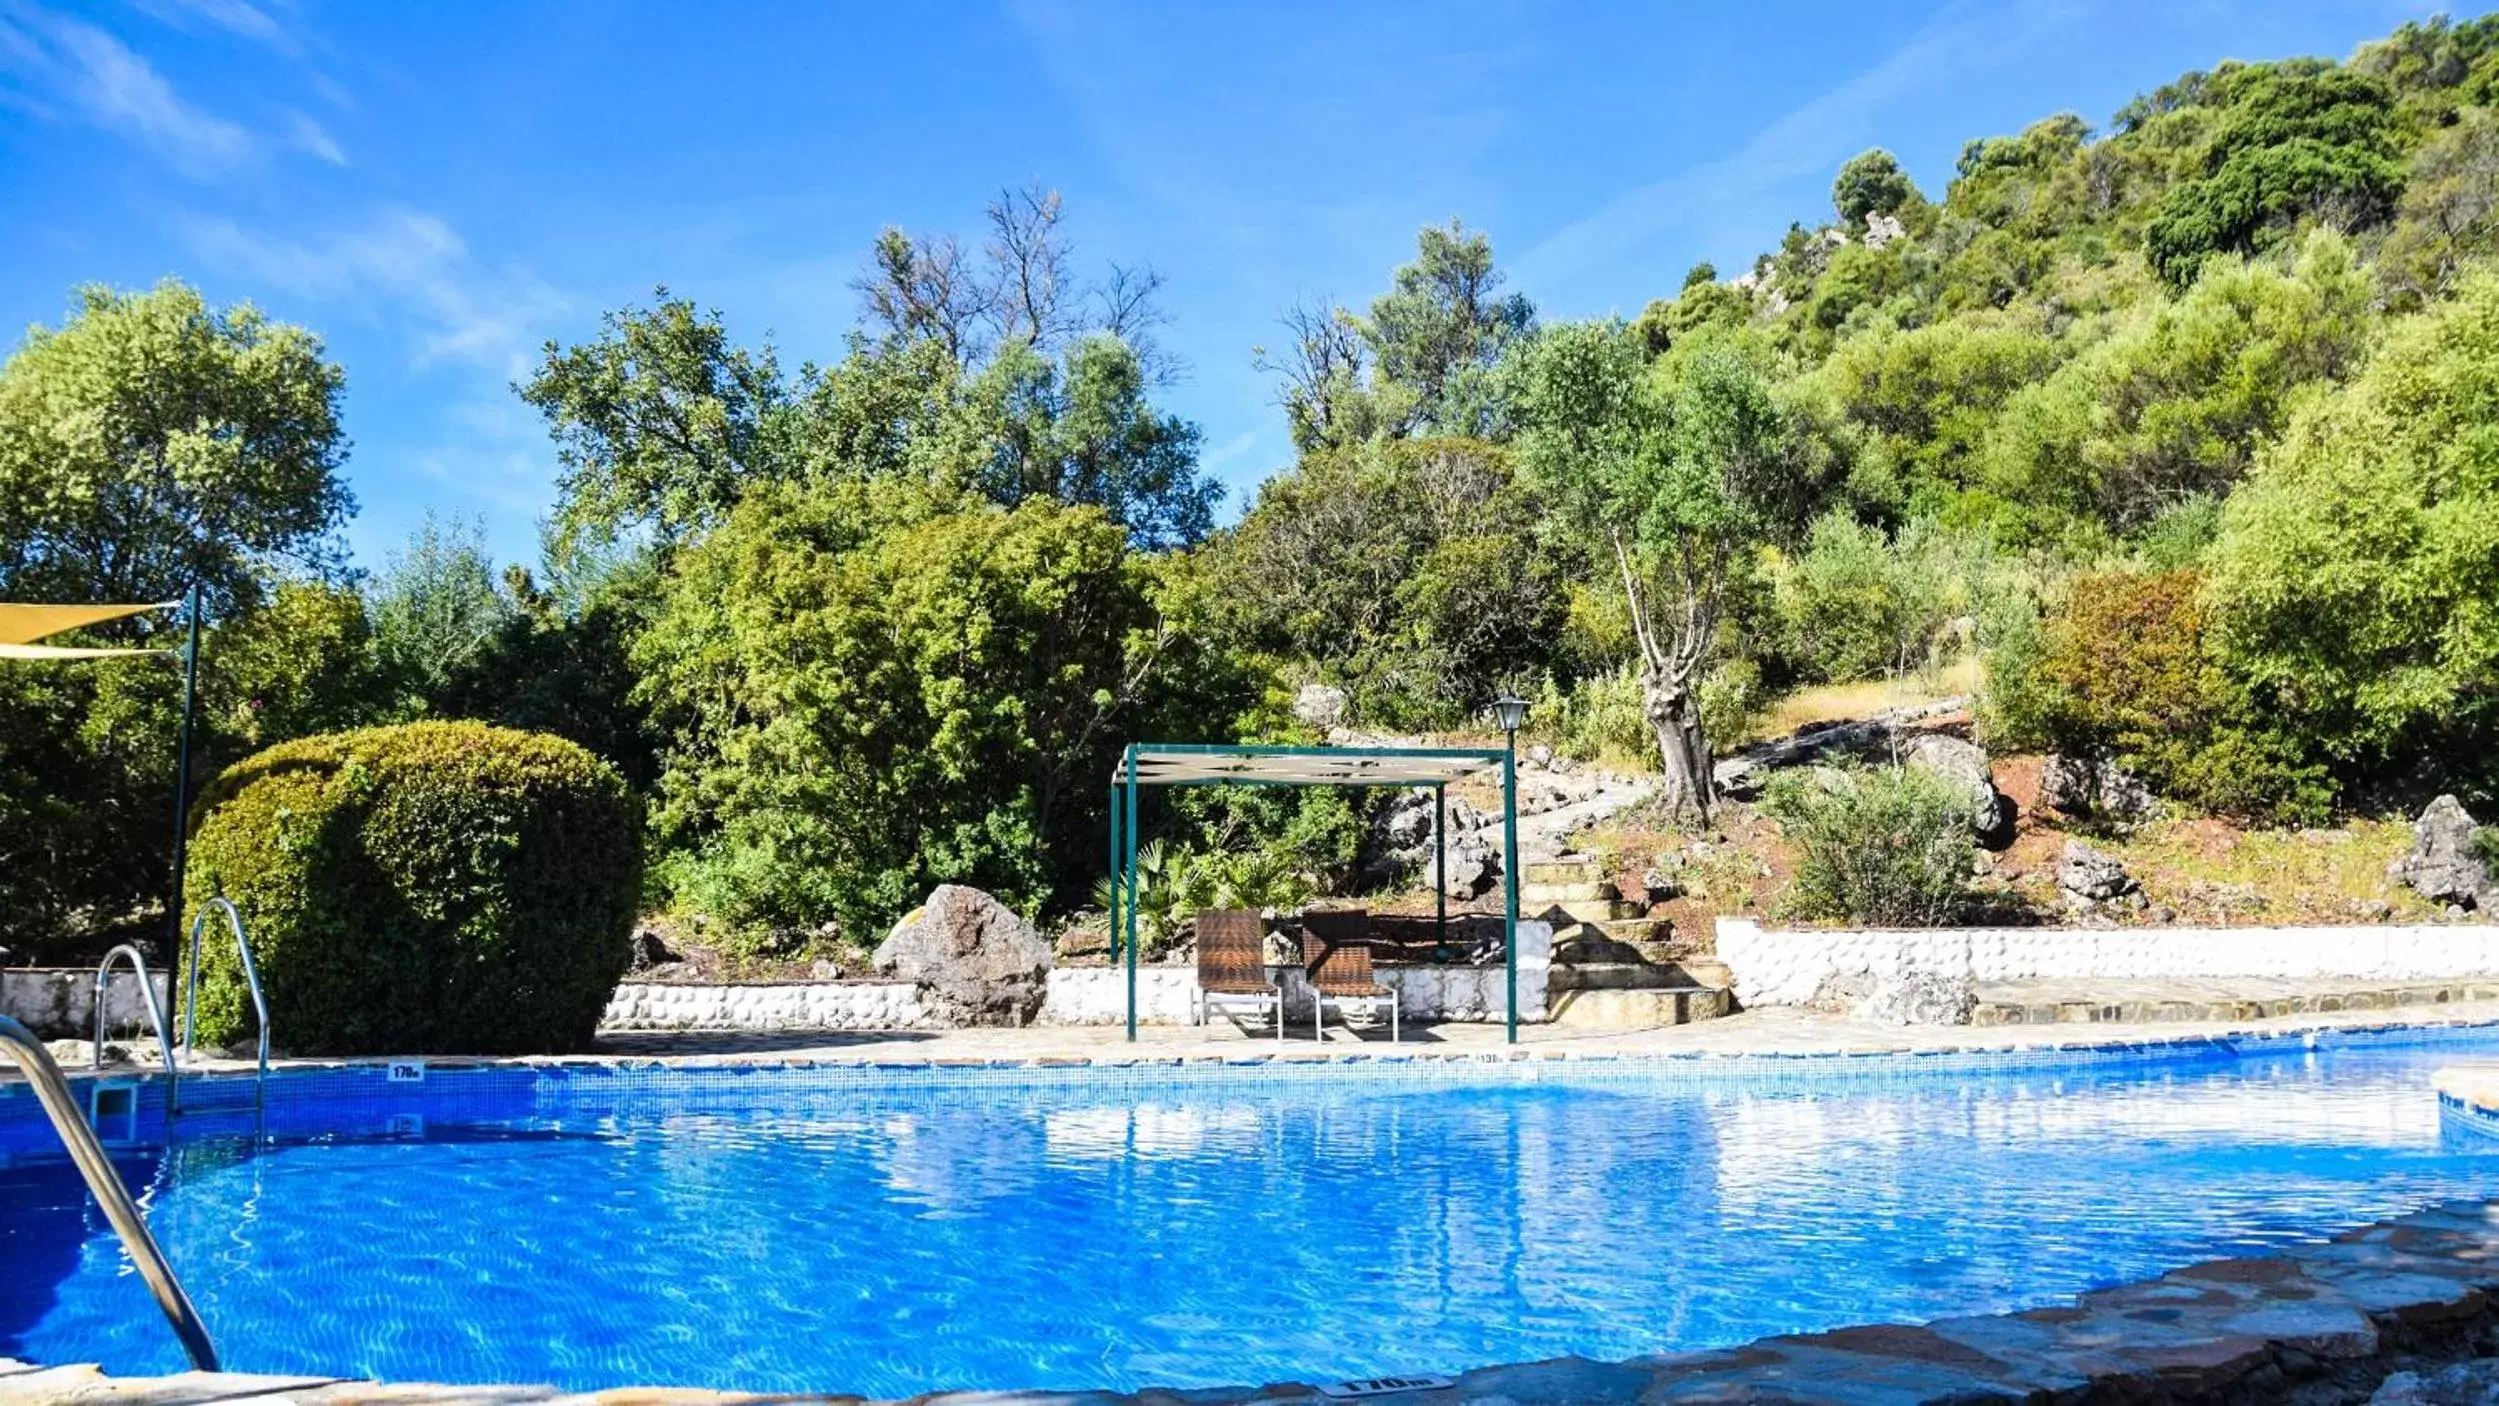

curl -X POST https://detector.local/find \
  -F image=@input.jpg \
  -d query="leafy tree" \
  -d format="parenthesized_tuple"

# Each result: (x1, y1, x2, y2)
(520, 292, 788, 556)
(1514, 324, 1817, 821)
(1258, 221, 1534, 449)
(2143, 65, 2402, 288)
(968, 335, 1217, 548)
(0, 281, 350, 961)
(1773, 514, 1977, 681)
(1212, 437, 1563, 727)
(1983, 231, 2371, 529)
(1365, 219, 1535, 436)
(369, 513, 513, 713)
(2377, 107, 2499, 308)
(2207, 268, 2499, 801)
(1833, 148, 1919, 224)
(635, 480, 1199, 942)
(1802, 311, 2060, 524)
(0, 280, 349, 612)
(212, 580, 385, 749)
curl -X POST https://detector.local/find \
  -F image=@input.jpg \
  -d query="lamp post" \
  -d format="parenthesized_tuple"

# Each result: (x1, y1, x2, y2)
(1491, 695, 1527, 1043)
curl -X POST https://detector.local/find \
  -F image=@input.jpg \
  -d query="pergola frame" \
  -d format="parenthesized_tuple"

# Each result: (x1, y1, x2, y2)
(1107, 742, 1523, 1044)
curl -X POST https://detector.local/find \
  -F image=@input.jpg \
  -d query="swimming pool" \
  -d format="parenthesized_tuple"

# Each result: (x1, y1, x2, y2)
(6, 1029, 2499, 1398)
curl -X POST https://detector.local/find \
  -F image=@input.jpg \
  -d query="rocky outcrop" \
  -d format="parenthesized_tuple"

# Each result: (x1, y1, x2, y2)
(1902, 733, 2015, 848)
(874, 885, 1054, 1026)
(2058, 839, 2144, 913)
(2390, 795, 2493, 911)
(2038, 753, 2156, 826)
(1364, 789, 1499, 897)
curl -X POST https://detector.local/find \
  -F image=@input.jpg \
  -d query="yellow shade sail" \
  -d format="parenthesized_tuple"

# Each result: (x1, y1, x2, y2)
(0, 642, 171, 660)
(0, 600, 180, 646)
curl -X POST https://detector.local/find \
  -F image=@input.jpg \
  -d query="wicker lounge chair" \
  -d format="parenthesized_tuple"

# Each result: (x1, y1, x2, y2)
(1194, 908, 1283, 1041)
(1300, 912, 1398, 1043)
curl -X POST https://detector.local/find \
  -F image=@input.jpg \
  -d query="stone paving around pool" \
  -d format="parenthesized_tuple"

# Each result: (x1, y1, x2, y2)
(17, 1197, 2499, 1404)
(25, 998, 2499, 1079)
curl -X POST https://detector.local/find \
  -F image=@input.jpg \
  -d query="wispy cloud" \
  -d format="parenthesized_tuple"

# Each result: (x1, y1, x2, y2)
(181, 207, 577, 535)
(0, 4, 251, 175)
(284, 109, 343, 164)
(130, 0, 297, 55)
(1516, 0, 2084, 298)
(1201, 430, 1258, 469)
(179, 207, 566, 373)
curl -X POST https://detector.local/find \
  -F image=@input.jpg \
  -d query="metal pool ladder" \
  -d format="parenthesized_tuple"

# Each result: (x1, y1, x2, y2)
(0, 1015, 221, 1370)
(93, 943, 181, 1112)
(182, 896, 269, 1079)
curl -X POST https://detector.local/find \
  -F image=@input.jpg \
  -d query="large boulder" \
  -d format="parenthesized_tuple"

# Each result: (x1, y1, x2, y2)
(2038, 753, 2156, 826)
(875, 885, 1054, 1026)
(1902, 733, 2015, 848)
(2390, 795, 2492, 910)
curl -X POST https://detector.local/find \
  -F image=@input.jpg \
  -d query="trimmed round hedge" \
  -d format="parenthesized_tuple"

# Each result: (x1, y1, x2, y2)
(185, 721, 643, 1056)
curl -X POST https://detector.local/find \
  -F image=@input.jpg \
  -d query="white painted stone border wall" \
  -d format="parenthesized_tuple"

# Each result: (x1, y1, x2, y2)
(1715, 917, 2499, 1008)
(0, 969, 172, 1040)
(604, 921, 1550, 1032)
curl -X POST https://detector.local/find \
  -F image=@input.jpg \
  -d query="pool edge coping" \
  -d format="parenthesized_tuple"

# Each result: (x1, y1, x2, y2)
(13, 1196, 2499, 1405)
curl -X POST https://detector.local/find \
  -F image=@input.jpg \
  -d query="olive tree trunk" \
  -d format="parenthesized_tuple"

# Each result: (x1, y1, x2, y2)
(1614, 530, 1716, 825)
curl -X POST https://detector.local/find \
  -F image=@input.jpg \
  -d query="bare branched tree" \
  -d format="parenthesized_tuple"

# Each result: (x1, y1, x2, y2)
(856, 229, 992, 366)
(854, 182, 1175, 377)
(1253, 298, 1370, 451)
(985, 182, 1076, 350)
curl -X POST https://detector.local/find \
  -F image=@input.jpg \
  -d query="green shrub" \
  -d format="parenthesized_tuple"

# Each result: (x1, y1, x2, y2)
(1763, 765, 1971, 925)
(2031, 569, 2331, 822)
(185, 721, 642, 1055)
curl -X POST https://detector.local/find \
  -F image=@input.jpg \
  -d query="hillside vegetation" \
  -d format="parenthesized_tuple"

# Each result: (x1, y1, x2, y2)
(6, 16, 2499, 961)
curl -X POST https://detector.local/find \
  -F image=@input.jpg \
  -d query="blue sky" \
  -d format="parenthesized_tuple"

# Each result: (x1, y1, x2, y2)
(0, 0, 2446, 570)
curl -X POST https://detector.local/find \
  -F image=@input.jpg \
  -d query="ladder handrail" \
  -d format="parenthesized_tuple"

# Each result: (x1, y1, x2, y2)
(93, 943, 179, 1109)
(182, 897, 269, 1077)
(0, 1015, 220, 1370)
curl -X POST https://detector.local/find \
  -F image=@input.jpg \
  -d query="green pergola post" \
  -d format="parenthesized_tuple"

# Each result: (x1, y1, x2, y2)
(1502, 740, 1519, 1045)
(1123, 746, 1139, 1042)
(1433, 782, 1448, 962)
(1106, 781, 1122, 962)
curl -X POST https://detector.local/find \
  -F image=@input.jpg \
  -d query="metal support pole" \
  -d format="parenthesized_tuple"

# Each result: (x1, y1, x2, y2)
(1434, 783, 1449, 962)
(0, 1017, 219, 1370)
(1123, 747, 1140, 1042)
(166, 583, 201, 960)
(1106, 782, 1121, 963)
(1503, 734, 1519, 1045)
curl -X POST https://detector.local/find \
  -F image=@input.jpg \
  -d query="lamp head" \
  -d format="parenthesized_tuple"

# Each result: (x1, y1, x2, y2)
(1491, 695, 1529, 735)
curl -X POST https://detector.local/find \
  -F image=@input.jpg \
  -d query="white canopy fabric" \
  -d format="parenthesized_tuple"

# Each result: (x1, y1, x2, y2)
(1113, 745, 1508, 788)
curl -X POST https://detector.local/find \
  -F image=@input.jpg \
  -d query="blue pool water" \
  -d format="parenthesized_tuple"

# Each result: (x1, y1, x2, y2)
(6, 1031, 2499, 1397)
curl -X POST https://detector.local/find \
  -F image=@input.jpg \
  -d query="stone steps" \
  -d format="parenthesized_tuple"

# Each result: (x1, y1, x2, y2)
(1521, 880, 1619, 905)
(1530, 898, 1646, 924)
(1969, 977, 2499, 1027)
(1549, 961, 1730, 993)
(1546, 986, 1732, 1031)
(1524, 860, 1603, 886)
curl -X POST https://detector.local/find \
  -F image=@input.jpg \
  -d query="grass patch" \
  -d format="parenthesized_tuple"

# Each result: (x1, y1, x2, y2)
(2108, 816, 2442, 925)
